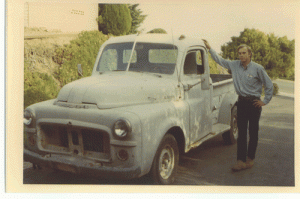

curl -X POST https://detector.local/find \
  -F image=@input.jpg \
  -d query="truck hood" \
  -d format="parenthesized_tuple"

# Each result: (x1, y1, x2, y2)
(56, 72, 179, 109)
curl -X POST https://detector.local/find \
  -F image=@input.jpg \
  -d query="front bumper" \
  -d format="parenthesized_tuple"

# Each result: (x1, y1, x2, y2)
(24, 149, 141, 180)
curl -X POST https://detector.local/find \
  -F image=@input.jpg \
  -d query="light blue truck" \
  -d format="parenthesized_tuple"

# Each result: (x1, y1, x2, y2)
(24, 34, 238, 184)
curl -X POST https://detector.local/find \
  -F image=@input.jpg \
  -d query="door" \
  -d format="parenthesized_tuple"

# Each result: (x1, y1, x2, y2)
(181, 48, 212, 144)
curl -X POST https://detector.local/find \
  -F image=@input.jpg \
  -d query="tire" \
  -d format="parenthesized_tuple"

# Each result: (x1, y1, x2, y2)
(222, 105, 238, 144)
(151, 134, 179, 185)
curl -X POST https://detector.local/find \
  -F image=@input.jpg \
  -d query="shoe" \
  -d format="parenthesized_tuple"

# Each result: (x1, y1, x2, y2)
(245, 157, 254, 169)
(232, 160, 246, 172)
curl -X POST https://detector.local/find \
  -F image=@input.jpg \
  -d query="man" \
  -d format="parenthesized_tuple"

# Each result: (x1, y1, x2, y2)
(202, 40, 273, 172)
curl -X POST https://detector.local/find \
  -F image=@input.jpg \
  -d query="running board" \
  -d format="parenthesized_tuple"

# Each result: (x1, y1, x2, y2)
(212, 123, 231, 135)
(188, 123, 231, 150)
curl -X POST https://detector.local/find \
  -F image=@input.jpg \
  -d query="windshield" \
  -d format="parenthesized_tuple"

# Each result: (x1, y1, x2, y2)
(96, 42, 178, 74)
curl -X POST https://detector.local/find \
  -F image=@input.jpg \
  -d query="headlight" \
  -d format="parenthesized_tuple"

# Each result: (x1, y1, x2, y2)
(23, 109, 33, 126)
(113, 119, 132, 139)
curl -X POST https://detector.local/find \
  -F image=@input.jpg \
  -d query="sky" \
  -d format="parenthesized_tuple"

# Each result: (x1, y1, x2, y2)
(18, 0, 299, 53)
(134, 0, 299, 53)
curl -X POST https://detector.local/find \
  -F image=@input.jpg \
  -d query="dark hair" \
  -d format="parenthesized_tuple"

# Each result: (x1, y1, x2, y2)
(237, 44, 252, 59)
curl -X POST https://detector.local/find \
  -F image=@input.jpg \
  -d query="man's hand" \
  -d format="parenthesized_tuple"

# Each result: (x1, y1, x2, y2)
(202, 39, 211, 50)
(253, 99, 265, 108)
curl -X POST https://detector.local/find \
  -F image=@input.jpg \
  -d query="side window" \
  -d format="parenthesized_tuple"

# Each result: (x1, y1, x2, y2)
(196, 50, 202, 65)
(196, 50, 204, 75)
(184, 50, 205, 75)
(184, 51, 197, 75)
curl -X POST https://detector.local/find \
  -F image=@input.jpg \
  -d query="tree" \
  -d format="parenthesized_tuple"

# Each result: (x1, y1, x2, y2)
(128, 4, 147, 34)
(147, 28, 167, 34)
(97, 4, 132, 36)
(220, 28, 295, 80)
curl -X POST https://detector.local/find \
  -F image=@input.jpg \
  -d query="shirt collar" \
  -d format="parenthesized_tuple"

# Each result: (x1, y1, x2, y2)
(240, 61, 252, 70)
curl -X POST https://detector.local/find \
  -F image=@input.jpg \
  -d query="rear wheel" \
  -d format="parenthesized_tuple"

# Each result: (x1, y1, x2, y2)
(222, 105, 238, 144)
(151, 134, 179, 185)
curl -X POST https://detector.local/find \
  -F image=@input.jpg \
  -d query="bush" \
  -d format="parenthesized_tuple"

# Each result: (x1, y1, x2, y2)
(147, 28, 167, 34)
(262, 83, 279, 97)
(24, 30, 110, 108)
(54, 31, 109, 87)
(272, 83, 279, 95)
(24, 62, 59, 108)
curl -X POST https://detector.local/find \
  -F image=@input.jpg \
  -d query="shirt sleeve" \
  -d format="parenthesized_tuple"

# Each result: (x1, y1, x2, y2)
(209, 48, 232, 70)
(258, 67, 273, 105)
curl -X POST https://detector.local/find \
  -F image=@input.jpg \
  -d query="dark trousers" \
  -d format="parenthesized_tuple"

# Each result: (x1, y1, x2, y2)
(237, 98, 262, 162)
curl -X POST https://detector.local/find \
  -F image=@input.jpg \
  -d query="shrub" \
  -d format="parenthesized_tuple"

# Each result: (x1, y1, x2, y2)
(24, 62, 59, 108)
(147, 28, 167, 34)
(261, 83, 279, 97)
(272, 83, 279, 95)
(24, 30, 109, 108)
(54, 31, 109, 87)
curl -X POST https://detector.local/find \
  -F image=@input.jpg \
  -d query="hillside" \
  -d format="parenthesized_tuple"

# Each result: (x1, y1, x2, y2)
(24, 27, 78, 76)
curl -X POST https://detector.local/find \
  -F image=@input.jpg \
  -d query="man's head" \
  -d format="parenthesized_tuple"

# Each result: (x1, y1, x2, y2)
(237, 44, 252, 64)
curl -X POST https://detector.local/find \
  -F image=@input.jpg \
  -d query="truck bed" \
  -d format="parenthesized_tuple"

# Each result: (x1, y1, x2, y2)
(210, 74, 236, 125)
(210, 74, 232, 83)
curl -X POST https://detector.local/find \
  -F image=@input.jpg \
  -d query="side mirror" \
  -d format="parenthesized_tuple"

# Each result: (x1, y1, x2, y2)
(77, 64, 83, 76)
(201, 74, 210, 90)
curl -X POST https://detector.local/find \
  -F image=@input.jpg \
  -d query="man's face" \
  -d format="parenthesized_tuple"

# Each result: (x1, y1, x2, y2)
(238, 47, 251, 63)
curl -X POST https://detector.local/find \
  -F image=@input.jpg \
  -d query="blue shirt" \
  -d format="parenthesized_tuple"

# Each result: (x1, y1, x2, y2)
(209, 49, 273, 105)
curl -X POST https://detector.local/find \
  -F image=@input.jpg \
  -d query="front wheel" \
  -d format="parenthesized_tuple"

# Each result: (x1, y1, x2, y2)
(151, 134, 179, 185)
(222, 105, 238, 144)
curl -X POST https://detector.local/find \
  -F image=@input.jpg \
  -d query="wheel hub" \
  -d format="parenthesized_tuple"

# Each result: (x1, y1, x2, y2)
(159, 145, 175, 179)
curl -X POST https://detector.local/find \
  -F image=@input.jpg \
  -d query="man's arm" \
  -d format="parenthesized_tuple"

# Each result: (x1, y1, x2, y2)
(202, 39, 232, 70)
(259, 67, 273, 105)
(253, 67, 273, 107)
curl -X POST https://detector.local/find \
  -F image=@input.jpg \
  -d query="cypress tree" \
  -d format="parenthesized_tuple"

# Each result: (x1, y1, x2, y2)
(97, 4, 132, 36)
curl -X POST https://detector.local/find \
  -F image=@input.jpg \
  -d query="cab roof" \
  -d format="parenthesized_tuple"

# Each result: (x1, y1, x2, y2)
(104, 33, 207, 51)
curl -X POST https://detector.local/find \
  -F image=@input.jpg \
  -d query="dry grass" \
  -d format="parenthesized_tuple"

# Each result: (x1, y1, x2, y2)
(24, 27, 78, 75)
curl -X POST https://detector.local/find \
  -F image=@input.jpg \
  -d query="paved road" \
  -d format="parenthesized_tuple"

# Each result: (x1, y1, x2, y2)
(273, 79, 294, 97)
(23, 95, 294, 186)
(177, 94, 294, 186)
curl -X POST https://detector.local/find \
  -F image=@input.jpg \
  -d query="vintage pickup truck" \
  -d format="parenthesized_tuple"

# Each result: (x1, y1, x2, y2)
(24, 33, 238, 184)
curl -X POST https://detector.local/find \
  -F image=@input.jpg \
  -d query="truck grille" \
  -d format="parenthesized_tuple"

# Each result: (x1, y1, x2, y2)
(82, 129, 104, 152)
(39, 124, 110, 161)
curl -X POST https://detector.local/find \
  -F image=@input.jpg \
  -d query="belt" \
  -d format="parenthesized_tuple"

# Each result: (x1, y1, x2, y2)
(238, 95, 260, 102)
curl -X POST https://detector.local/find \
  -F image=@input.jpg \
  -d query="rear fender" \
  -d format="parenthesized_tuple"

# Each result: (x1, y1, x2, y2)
(218, 92, 238, 125)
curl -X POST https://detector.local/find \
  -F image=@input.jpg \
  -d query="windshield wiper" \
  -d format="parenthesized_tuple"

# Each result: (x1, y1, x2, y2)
(126, 33, 139, 71)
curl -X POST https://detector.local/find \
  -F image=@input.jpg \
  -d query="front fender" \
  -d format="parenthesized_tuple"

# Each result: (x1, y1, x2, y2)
(144, 117, 185, 174)
(218, 92, 238, 125)
(119, 102, 188, 176)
